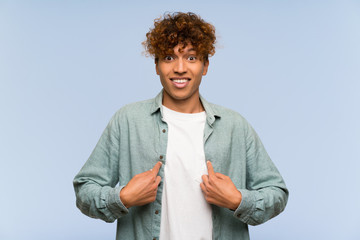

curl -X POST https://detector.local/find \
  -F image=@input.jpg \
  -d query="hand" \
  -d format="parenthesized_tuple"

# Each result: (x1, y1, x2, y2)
(200, 161, 242, 210)
(120, 161, 162, 208)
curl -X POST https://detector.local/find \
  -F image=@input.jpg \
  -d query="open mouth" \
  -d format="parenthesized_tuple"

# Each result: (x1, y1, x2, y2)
(170, 78, 191, 88)
(170, 78, 191, 83)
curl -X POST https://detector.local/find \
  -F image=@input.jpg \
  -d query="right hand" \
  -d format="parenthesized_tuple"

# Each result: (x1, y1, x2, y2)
(120, 161, 162, 208)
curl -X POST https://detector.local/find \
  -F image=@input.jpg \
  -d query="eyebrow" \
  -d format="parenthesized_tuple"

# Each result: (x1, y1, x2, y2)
(185, 48, 197, 55)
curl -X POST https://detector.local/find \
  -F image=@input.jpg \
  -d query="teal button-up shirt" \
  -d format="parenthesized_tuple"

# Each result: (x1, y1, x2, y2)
(73, 91, 288, 240)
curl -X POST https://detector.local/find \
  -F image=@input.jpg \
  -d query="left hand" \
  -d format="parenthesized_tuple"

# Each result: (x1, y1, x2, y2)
(200, 161, 242, 210)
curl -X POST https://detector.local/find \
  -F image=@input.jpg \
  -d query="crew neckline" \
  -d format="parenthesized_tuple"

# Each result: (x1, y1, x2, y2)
(162, 105, 206, 121)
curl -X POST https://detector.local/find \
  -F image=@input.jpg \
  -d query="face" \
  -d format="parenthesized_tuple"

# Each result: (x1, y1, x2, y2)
(156, 44, 209, 111)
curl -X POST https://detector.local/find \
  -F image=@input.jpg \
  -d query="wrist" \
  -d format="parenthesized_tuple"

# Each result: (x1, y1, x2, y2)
(120, 187, 131, 209)
(230, 190, 242, 210)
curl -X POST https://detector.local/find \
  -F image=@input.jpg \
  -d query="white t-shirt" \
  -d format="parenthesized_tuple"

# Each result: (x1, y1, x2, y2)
(159, 106, 213, 240)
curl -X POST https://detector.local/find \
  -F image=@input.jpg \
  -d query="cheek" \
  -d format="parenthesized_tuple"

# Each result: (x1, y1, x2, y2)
(196, 67, 205, 78)
(159, 75, 169, 88)
(157, 70, 165, 81)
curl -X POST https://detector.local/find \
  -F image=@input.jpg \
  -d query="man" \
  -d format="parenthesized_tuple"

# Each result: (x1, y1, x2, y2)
(73, 12, 288, 240)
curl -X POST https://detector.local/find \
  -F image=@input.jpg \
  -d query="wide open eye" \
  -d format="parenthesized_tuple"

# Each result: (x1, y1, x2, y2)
(188, 56, 197, 61)
(164, 56, 174, 61)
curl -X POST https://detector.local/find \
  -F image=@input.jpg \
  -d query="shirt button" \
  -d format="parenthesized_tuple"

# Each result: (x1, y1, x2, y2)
(237, 214, 241, 218)
(159, 155, 163, 160)
(155, 210, 159, 214)
(162, 129, 166, 133)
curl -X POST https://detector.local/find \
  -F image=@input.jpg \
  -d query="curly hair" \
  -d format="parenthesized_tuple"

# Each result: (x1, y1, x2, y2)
(143, 12, 216, 62)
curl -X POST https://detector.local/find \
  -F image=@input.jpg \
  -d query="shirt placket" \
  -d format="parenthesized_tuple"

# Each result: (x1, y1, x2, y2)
(151, 114, 168, 240)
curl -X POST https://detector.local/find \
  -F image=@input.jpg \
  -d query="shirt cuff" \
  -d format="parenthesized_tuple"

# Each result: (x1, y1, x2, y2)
(106, 185, 129, 219)
(233, 189, 256, 222)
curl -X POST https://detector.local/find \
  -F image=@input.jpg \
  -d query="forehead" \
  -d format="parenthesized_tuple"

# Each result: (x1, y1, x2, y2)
(173, 44, 196, 54)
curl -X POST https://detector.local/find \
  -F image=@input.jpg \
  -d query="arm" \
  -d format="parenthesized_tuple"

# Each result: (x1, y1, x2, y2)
(73, 114, 163, 222)
(73, 114, 127, 223)
(234, 123, 289, 226)
(201, 123, 288, 226)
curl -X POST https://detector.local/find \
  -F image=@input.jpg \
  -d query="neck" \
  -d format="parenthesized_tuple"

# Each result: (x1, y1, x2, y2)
(162, 91, 204, 113)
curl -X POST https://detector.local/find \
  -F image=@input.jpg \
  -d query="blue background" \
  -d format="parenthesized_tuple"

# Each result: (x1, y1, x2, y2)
(1, 1, 359, 239)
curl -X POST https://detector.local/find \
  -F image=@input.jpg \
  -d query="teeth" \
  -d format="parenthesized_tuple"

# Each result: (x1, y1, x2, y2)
(172, 79, 188, 83)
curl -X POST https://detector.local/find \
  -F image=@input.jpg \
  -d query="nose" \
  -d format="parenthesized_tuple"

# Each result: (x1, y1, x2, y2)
(173, 59, 187, 74)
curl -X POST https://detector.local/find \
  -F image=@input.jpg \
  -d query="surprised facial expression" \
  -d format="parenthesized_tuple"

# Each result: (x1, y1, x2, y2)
(156, 44, 209, 109)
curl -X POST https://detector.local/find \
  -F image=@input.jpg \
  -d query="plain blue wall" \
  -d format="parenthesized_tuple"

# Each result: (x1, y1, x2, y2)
(1, 1, 359, 239)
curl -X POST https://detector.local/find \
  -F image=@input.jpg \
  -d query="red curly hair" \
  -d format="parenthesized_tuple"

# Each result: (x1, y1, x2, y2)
(143, 12, 216, 62)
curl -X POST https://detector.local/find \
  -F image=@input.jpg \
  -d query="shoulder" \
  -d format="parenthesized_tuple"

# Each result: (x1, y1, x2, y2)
(206, 101, 249, 125)
(119, 98, 153, 114)
(110, 97, 155, 124)
(208, 102, 260, 142)
(204, 100, 256, 138)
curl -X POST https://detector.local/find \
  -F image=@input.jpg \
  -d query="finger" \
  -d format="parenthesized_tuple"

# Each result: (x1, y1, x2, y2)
(152, 161, 162, 175)
(155, 176, 161, 185)
(200, 182, 206, 193)
(201, 174, 209, 185)
(215, 172, 226, 179)
(207, 161, 215, 177)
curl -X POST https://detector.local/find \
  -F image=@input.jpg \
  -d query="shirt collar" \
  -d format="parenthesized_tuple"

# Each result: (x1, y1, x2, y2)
(150, 90, 221, 125)
(200, 94, 221, 126)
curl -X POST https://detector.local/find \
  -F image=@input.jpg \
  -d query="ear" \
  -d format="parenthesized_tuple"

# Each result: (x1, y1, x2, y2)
(202, 60, 209, 76)
(155, 60, 160, 75)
